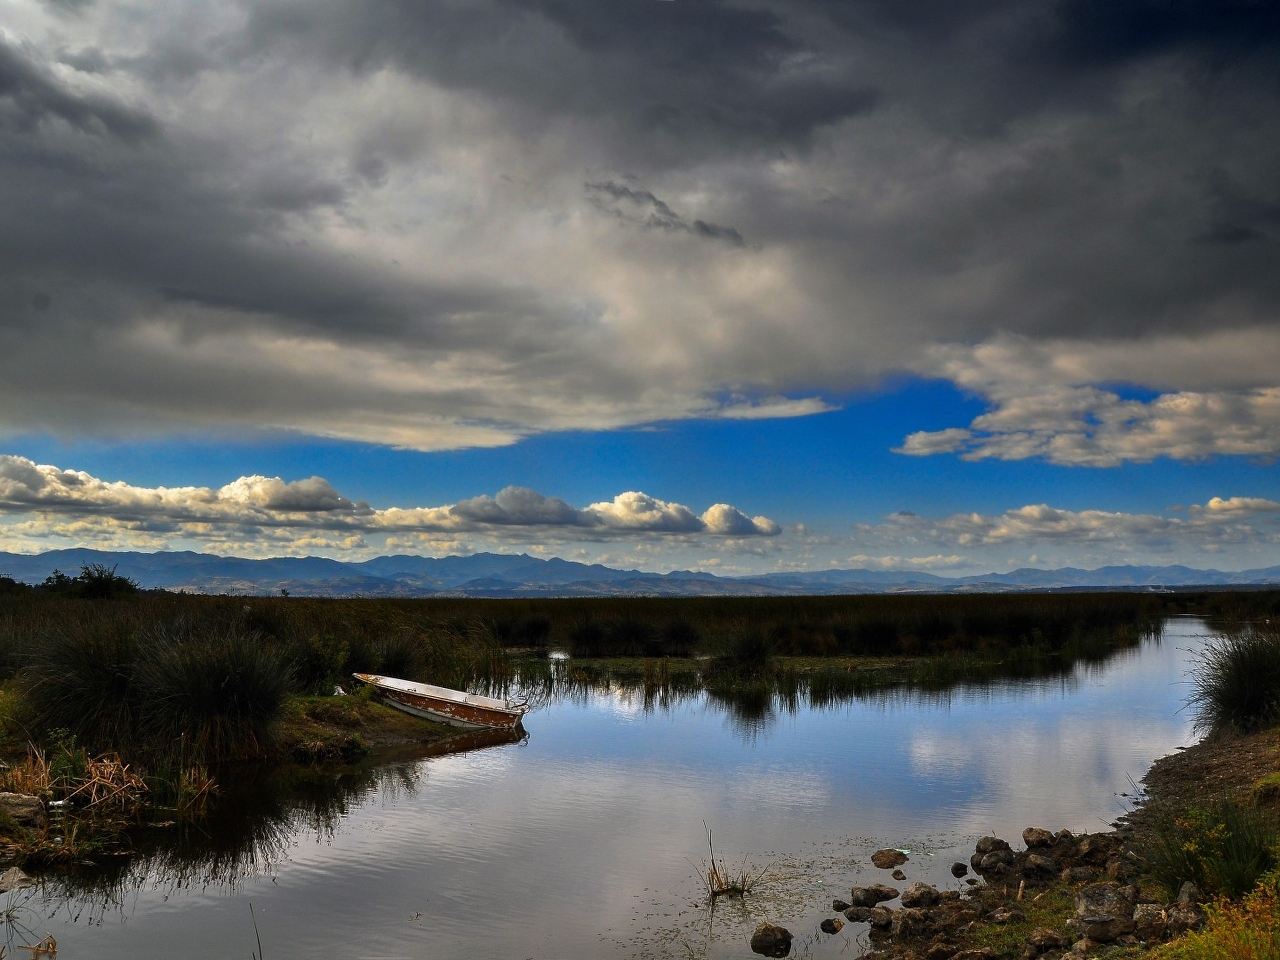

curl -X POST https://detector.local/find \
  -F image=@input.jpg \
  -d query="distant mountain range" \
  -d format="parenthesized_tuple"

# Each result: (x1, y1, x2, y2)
(2, 548, 1280, 597)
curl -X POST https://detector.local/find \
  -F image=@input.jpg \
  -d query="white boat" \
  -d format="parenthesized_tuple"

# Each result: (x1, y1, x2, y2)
(352, 673, 528, 730)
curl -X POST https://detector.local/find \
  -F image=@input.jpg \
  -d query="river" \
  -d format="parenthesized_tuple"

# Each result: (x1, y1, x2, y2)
(10, 618, 1208, 959)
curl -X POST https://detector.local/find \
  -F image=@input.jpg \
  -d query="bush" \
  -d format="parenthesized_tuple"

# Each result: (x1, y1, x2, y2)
(22, 615, 141, 753)
(1139, 797, 1278, 899)
(1188, 628, 1280, 733)
(137, 627, 292, 763)
(1158, 875, 1280, 960)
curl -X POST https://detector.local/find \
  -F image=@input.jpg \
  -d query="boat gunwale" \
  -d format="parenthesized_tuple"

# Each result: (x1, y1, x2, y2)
(352, 673, 527, 717)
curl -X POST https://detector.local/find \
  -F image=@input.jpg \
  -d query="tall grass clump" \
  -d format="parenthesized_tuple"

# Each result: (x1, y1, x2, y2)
(1188, 627, 1280, 733)
(21, 614, 142, 754)
(137, 626, 293, 764)
(1138, 797, 1278, 899)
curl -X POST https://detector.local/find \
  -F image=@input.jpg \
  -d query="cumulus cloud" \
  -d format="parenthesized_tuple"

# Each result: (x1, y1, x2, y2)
(847, 496, 1280, 570)
(0, 2, 1277, 451)
(0, 455, 779, 554)
(897, 335, 1280, 465)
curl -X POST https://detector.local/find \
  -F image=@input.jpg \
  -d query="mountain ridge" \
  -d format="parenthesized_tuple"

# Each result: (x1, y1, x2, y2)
(2, 548, 1279, 597)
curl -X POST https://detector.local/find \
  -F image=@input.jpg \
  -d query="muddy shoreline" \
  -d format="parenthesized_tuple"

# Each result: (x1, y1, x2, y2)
(790, 727, 1280, 960)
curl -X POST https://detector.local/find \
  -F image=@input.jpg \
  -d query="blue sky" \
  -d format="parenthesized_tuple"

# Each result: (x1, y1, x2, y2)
(2, 1, 1280, 575)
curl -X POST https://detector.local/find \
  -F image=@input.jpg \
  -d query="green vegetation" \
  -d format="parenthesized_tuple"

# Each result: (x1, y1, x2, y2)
(1137, 797, 1278, 899)
(1187, 626, 1280, 733)
(1156, 873, 1280, 960)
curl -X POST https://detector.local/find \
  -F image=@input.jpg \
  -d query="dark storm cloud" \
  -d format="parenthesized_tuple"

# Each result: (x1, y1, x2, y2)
(242, 0, 880, 157)
(0, 38, 155, 142)
(2, 0, 1280, 459)
(585, 180, 745, 246)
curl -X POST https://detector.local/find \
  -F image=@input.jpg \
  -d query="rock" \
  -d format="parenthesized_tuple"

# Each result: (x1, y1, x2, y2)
(0, 793, 46, 831)
(0, 867, 33, 893)
(1075, 836, 1112, 863)
(1061, 866, 1096, 883)
(832, 899, 850, 912)
(1075, 881, 1136, 918)
(940, 890, 962, 902)
(953, 950, 996, 960)
(819, 917, 844, 935)
(1025, 854, 1057, 875)
(1069, 938, 1101, 956)
(844, 906, 874, 922)
(891, 907, 931, 938)
(1132, 903, 1167, 941)
(1074, 881, 1137, 942)
(1105, 858, 1134, 882)
(869, 906, 894, 928)
(1054, 829, 1075, 844)
(1026, 927, 1066, 951)
(901, 882, 941, 908)
(892, 869, 907, 881)
(1080, 916, 1131, 947)
(986, 906, 1025, 924)
(1165, 902, 1208, 935)
(1023, 827, 1055, 849)
(975, 836, 1011, 855)
(850, 884, 900, 907)
(979, 849, 1014, 872)
(1177, 881, 1201, 906)
(872, 848, 909, 869)
(927, 940, 958, 960)
(750, 923, 793, 958)
(951, 861, 969, 878)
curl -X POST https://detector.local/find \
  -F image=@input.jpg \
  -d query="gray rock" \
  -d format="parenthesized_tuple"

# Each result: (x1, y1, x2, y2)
(832, 899, 850, 912)
(819, 917, 844, 935)
(844, 906, 874, 922)
(951, 861, 969, 878)
(1078, 916, 1135, 942)
(1026, 927, 1066, 950)
(1022, 827, 1055, 849)
(975, 836, 1011, 855)
(1025, 854, 1057, 874)
(1177, 881, 1201, 906)
(892, 868, 907, 881)
(900, 882, 941, 908)
(986, 906, 1025, 924)
(891, 907, 931, 938)
(1075, 836, 1112, 863)
(1165, 902, 1207, 935)
(0, 867, 33, 893)
(1061, 866, 1096, 882)
(871, 848, 909, 869)
(750, 923, 793, 957)
(869, 906, 894, 928)
(979, 849, 1014, 871)
(1132, 903, 1167, 941)
(1074, 882, 1137, 943)
(850, 884, 900, 907)
(0, 793, 46, 831)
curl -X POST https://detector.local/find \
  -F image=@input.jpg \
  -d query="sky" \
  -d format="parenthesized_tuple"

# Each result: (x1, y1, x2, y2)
(2, 0, 1280, 576)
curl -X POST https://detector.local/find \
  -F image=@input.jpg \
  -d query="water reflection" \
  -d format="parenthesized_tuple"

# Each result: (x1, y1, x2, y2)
(23, 623, 1197, 960)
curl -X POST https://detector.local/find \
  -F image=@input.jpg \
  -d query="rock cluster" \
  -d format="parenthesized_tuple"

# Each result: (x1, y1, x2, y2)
(809, 827, 1209, 960)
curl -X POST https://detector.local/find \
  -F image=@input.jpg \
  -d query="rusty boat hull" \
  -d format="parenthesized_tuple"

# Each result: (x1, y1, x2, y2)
(352, 673, 528, 730)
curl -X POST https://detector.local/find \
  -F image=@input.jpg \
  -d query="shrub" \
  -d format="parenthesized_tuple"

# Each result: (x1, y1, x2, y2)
(1188, 628, 1280, 732)
(1139, 797, 1278, 899)
(137, 626, 292, 763)
(22, 615, 141, 753)
(1158, 875, 1280, 960)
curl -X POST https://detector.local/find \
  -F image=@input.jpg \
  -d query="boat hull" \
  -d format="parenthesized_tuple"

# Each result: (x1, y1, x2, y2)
(353, 674, 527, 730)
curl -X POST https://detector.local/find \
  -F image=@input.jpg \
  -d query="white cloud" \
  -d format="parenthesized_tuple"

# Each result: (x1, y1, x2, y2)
(0, 455, 779, 555)
(897, 334, 1280, 466)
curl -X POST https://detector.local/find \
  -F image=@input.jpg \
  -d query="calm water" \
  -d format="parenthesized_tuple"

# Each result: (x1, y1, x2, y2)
(12, 620, 1208, 959)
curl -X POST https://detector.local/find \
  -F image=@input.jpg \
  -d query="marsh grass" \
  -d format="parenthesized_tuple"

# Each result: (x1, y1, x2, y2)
(1188, 627, 1280, 733)
(1137, 797, 1278, 899)
(1157, 873, 1280, 960)
(698, 824, 769, 901)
